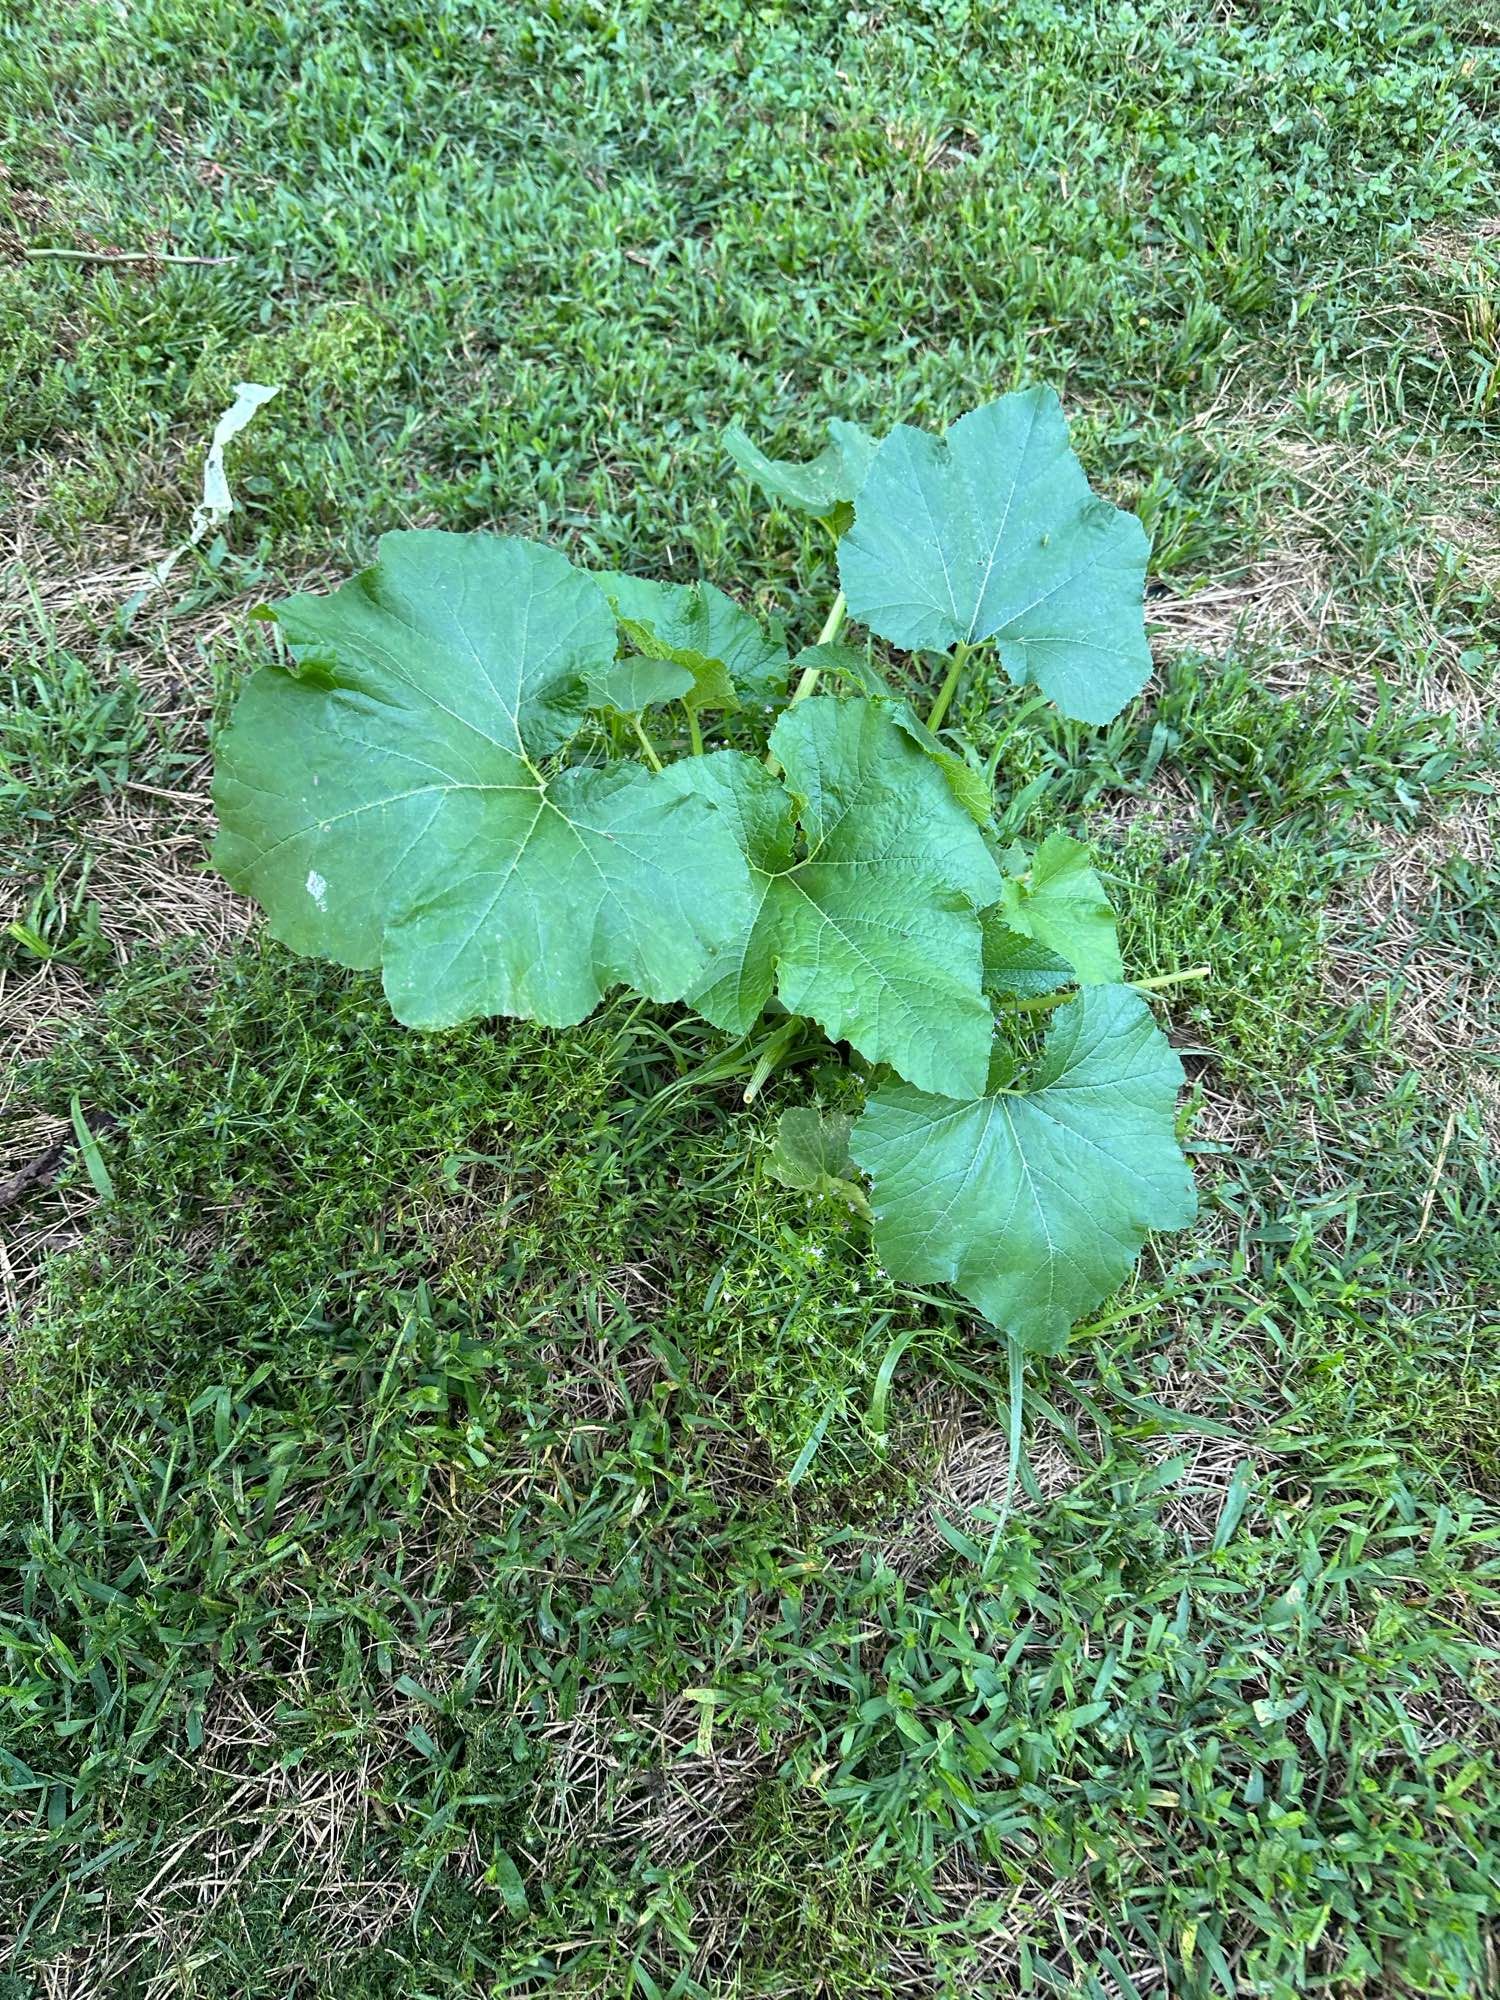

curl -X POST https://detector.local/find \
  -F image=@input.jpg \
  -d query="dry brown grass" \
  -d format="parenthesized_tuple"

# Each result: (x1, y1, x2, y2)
(529, 1660, 783, 1985)
(0, 1107, 93, 1325)
(901, 1397, 1093, 1549)
(1323, 799, 1497, 1136)
(23, 1683, 425, 2000)
(602, 1701, 778, 1874)
(882, 1341, 1280, 1579)
(1188, 1073, 1262, 1161)
(86, 784, 251, 957)
(882, 1857, 1172, 1999)
(0, 504, 332, 1331)
(1149, 545, 1345, 674)
(1146, 385, 1500, 734)
(2, 510, 174, 629)
(0, 965, 94, 1098)
(1417, 216, 1500, 271)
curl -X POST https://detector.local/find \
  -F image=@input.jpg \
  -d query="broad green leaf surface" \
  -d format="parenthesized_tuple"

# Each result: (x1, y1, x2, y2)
(660, 749, 794, 1038)
(666, 699, 1001, 1096)
(887, 705, 994, 826)
(788, 642, 885, 697)
(997, 831, 1122, 982)
(790, 645, 992, 825)
(594, 573, 786, 711)
(725, 418, 878, 521)
(587, 653, 696, 715)
(838, 387, 1152, 723)
(213, 532, 754, 1029)
(851, 986, 1196, 1349)
(770, 1106, 855, 1188)
(981, 915, 1074, 999)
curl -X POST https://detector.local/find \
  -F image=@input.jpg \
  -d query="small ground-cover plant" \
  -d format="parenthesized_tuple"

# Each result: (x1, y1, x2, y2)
(212, 389, 1203, 1351)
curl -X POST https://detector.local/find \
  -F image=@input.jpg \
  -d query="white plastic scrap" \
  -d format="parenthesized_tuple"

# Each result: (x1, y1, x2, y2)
(150, 380, 281, 586)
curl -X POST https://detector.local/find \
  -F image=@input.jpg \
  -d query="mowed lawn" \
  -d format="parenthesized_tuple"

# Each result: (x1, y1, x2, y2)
(2, 3, 1498, 1995)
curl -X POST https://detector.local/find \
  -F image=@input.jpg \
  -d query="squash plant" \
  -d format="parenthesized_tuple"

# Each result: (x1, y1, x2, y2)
(212, 387, 1198, 1353)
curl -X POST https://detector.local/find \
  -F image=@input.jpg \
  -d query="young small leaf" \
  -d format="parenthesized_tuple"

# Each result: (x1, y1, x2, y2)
(997, 831, 1122, 983)
(850, 986, 1196, 1349)
(769, 1108, 869, 1214)
(667, 700, 1001, 1096)
(69, 1096, 114, 1202)
(770, 1106, 854, 1185)
(588, 654, 697, 715)
(724, 418, 878, 522)
(839, 387, 1152, 723)
(788, 642, 885, 697)
(213, 532, 755, 1029)
(594, 573, 786, 710)
(791, 647, 992, 825)
(885, 704, 994, 826)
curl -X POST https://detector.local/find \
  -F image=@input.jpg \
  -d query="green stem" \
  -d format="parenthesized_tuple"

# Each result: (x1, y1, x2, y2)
(19, 244, 232, 267)
(925, 641, 970, 734)
(995, 1338, 1026, 1529)
(1001, 964, 1212, 1016)
(1133, 965, 1213, 994)
(632, 715, 664, 771)
(766, 590, 848, 777)
(787, 589, 848, 708)
(686, 706, 704, 758)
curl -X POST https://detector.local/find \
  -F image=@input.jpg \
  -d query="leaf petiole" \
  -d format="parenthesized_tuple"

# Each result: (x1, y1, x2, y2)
(1132, 965, 1213, 994)
(999, 964, 1212, 1016)
(632, 714, 664, 771)
(925, 639, 971, 733)
(686, 705, 704, 758)
(767, 590, 848, 776)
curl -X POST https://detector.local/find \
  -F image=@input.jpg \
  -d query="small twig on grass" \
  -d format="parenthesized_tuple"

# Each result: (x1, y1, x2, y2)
(15, 244, 233, 268)
(1002, 964, 1213, 1015)
(0, 1111, 120, 1211)
(1413, 1108, 1458, 1243)
(0, 1138, 69, 1212)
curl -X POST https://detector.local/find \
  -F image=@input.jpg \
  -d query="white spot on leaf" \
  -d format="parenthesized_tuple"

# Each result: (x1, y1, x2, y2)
(306, 869, 328, 910)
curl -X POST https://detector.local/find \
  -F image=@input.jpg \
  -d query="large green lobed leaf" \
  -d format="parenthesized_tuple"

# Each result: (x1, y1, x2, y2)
(724, 418, 878, 523)
(850, 986, 1196, 1349)
(789, 642, 995, 825)
(838, 387, 1152, 723)
(667, 699, 1001, 1097)
(212, 532, 755, 1029)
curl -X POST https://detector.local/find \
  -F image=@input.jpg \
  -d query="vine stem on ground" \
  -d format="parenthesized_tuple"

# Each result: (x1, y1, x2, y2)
(1002, 965, 1212, 1015)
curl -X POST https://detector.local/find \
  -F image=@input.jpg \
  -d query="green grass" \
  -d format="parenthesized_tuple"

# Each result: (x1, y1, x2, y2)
(2, 1, 1498, 1994)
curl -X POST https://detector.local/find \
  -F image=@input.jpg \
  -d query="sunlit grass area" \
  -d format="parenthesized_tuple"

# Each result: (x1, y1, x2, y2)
(2, 2, 1497, 1993)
